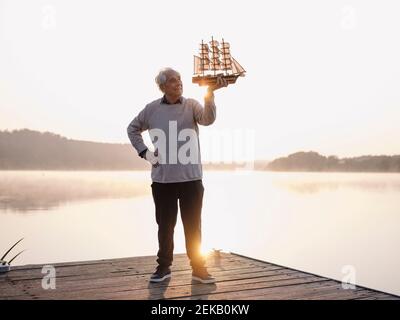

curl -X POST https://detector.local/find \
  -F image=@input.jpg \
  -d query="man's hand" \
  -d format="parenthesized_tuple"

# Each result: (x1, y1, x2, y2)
(208, 76, 228, 92)
(145, 149, 161, 167)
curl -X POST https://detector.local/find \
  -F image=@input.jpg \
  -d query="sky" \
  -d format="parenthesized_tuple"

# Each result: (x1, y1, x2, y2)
(1, 0, 399, 161)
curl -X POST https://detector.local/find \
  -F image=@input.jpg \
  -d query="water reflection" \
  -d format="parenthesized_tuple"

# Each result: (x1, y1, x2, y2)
(272, 173, 400, 194)
(0, 171, 149, 212)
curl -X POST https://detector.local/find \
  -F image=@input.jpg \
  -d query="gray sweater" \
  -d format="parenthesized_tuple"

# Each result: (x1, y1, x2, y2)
(127, 95, 216, 183)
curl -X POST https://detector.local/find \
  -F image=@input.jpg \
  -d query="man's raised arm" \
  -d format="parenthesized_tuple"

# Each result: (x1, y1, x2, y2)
(193, 76, 228, 126)
(193, 90, 217, 126)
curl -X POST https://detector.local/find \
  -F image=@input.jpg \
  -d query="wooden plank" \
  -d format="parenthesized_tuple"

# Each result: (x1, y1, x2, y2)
(11, 273, 325, 300)
(172, 277, 398, 301)
(289, 282, 400, 300)
(12, 267, 288, 294)
(229, 252, 400, 300)
(0, 262, 282, 297)
(5, 251, 236, 273)
(3, 264, 284, 292)
(175, 280, 350, 300)
(7, 252, 238, 272)
(109, 275, 329, 300)
(0, 260, 254, 286)
(1, 265, 287, 299)
(353, 292, 400, 300)
(1, 253, 247, 282)
(2, 252, 398, 300)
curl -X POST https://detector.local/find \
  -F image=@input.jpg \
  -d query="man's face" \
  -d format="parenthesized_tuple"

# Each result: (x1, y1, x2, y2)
(162, 71, 183, 97)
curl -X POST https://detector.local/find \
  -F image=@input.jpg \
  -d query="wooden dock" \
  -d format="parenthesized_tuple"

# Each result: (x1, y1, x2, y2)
(1, 251, 398, 300)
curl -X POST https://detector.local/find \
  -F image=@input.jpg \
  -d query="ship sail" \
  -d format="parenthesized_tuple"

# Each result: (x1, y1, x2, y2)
(199, 43, 210, 71)
(231, 57, 245, 75)
(221, 40, 232, 71)
(193, 55, 202, 75)
(209, 39, 221, 71)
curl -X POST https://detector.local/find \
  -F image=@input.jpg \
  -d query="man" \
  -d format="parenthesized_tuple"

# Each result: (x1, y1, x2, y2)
(127, 67, 227, 284)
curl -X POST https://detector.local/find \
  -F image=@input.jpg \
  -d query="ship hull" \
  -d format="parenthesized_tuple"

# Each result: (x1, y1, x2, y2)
(192, 74, 241, 86)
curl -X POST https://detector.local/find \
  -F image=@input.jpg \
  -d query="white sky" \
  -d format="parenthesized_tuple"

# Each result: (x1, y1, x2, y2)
(1, 0, 399, 160)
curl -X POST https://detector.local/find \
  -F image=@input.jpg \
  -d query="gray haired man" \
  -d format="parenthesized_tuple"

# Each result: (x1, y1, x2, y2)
(127, 68, 227, 284)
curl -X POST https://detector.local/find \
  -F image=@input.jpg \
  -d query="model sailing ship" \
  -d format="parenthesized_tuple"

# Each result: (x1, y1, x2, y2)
(192, 37, 246, 86)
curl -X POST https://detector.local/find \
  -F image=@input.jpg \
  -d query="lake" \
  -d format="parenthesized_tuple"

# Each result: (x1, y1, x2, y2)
(1, 170, 399, 296)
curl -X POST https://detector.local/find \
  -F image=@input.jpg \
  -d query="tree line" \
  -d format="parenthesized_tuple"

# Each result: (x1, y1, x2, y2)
(266, 151, 400, 172)
(1, 130, 399, 172)
(0, 129, 148, 170)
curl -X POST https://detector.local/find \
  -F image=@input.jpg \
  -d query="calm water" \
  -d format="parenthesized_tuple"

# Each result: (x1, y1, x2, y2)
(1, 170, 399, 296)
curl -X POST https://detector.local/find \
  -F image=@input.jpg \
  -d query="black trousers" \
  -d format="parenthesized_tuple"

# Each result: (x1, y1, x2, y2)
(151, 179, 206, 270)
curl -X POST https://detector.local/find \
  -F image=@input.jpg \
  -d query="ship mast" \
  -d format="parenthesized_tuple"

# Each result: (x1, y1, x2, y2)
(210, 36, 222, 76)
(222, 38, 226, 76)
(201, 39, 204, 77)
(221, 38, 231, 76)
(198, 39, 210, 77)
(211, 36, 216, 76)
